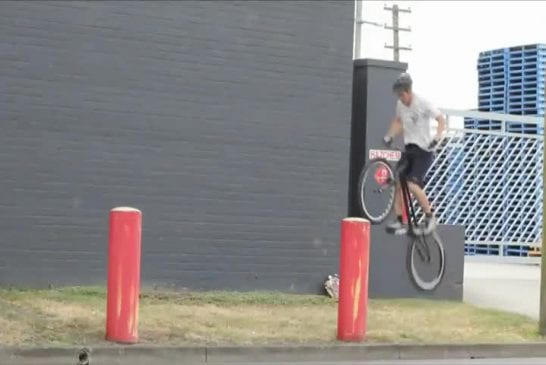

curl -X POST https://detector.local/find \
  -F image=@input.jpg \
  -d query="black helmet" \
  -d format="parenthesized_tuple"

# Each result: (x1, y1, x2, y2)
(393, 72, 412, 92)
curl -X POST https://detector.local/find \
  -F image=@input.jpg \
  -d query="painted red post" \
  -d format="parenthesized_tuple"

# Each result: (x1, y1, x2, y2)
(337, 217, 371, 341)
(106, 207, 142, 343)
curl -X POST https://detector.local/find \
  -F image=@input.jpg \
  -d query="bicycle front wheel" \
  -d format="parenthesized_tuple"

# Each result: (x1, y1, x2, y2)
(407, 231, 445, 291)
(357, 158, 396, 224)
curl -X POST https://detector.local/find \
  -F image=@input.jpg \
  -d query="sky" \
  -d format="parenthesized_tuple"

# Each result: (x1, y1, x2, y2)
(357, 1, 546, 110)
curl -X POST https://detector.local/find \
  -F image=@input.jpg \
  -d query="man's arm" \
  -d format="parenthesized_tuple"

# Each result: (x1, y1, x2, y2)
(386, 116, 403, 139)
(427, 113, 447, 149)
(434, 113, 446, 141)
(424, 96, 446, 147)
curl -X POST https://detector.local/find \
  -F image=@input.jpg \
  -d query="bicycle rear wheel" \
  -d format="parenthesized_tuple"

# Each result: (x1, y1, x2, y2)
(357, 158, 396, 224)
(407, 230, 445, 291)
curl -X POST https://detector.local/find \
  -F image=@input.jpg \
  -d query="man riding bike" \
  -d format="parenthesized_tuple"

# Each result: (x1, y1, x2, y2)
(383, 72, 446, 235)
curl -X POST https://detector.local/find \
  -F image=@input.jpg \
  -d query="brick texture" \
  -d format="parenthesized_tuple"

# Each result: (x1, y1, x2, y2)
(0, 1, 353, 293)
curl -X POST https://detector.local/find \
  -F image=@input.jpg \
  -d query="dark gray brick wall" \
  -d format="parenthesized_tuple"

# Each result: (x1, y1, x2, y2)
(0, 1, 354, 293)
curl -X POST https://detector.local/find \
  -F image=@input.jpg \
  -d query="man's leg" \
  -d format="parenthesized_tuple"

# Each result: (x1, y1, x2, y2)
(386, 182, 408, 235)
(407, 181, 432, 215)
(394, 182, 404, 216)
(407, 180, 436, 234)
(394, 153, 409, 218)
(404, 146, 436, 234)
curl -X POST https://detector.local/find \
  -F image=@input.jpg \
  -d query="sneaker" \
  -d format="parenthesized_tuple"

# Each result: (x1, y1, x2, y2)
(386, 219, 408, 235)
(414, 215, 437, 235)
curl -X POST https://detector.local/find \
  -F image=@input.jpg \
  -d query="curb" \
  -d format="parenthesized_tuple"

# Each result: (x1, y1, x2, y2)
(1, 343, 546, 364)
(207, 343, 546, 362)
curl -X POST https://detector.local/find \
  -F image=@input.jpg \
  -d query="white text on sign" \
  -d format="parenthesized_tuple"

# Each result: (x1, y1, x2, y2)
(368, 149, 401, 161)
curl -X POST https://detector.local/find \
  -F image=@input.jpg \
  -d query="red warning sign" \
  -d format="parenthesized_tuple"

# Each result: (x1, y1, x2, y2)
(374, 165, 390, 185)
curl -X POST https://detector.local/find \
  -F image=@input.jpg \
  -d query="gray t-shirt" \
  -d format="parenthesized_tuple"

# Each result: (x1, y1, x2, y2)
(396, 92, 441, 151)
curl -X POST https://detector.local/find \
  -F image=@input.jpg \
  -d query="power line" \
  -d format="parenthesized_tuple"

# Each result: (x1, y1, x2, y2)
(357, 19, 385, 28)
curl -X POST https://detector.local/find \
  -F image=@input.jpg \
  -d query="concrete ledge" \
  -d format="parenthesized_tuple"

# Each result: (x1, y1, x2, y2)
(1, 343, 546, 364)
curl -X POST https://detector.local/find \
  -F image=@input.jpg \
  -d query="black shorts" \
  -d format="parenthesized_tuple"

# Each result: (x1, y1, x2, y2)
(396, 144, 433, 188)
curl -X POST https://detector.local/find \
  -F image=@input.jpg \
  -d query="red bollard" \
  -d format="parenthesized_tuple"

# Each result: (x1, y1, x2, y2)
(337, 217, 371, 342)
(106, 207, 142, 343)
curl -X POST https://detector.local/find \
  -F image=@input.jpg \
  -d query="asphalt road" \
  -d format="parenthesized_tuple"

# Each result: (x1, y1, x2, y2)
(463, 260, 540, 319)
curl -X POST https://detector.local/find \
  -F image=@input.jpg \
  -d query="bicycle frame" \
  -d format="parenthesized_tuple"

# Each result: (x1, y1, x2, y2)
(399, 176, 417, 232)
(399, 175, 432, 262)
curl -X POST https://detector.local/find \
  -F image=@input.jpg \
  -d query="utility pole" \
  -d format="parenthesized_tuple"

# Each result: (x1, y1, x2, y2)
(355, 1, 386, 59)
(354, 0, 363, 59)
(384, 4, 412, 62)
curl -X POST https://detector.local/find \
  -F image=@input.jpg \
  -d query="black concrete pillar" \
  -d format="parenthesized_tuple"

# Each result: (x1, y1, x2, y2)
(347, 59, 407, 217)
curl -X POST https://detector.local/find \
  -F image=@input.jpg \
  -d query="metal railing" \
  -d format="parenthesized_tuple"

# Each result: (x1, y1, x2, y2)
(422, 109, 544, 257)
